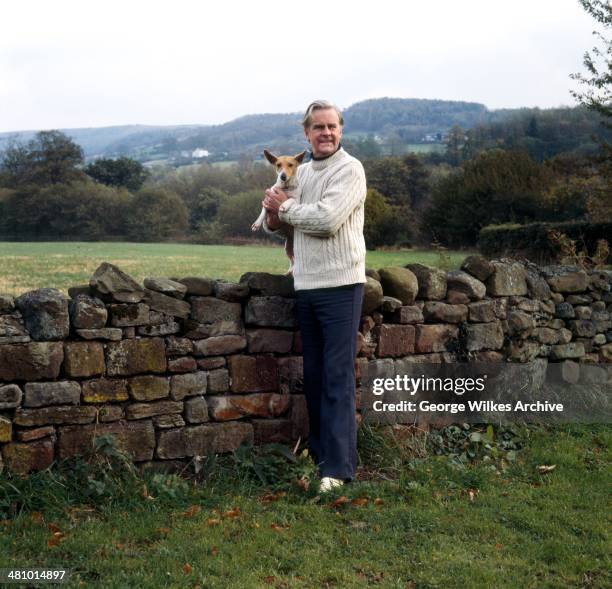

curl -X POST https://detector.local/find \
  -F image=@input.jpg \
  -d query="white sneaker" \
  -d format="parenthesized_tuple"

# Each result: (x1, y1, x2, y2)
(319, 477, 344, 492)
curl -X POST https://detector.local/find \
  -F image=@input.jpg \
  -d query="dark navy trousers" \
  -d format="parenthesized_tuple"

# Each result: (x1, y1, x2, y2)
(295, 283, 364, 481)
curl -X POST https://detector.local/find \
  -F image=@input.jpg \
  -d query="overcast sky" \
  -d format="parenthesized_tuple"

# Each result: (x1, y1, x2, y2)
(0, 0, 600, 133)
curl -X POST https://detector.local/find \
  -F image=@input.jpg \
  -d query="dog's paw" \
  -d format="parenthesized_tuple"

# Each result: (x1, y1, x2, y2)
(251, 224, 261, 232)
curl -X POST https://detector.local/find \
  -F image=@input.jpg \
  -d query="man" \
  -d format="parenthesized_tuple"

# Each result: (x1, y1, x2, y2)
(263, 100, 367, 492)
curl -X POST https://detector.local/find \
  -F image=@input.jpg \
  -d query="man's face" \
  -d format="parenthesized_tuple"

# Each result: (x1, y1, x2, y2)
(304, 108, 343, 158)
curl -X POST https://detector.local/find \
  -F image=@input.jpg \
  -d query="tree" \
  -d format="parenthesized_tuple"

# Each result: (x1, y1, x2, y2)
(125, 188, 189, 241)
(0, 130, 85, 187)
(85, 157, 149, 191)
(570, 0, 611, 124)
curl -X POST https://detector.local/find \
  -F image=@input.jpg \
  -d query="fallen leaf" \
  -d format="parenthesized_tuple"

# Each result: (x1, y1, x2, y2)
(211, 546, 219, 556)
(297, 477, 310, 492)
(222, 507, 241, 519)
(183, 563, 193, 575)
(351, 497, 369, 507)
(207, 518, 221, 526)
(183, 505, 202, 518)
(495, 543, 504, 550)
(156, 527, 171, 535)
(537, 464, 557, 474)
(270, 523, 287, 532)
(115, 543, 126, 550)
(332, 496, 350, 508)
(264, 576, 276, 584)
(467, 488, 479, 502)
(48, 523, 62, 534)
(47, 536, 61, 548)
(374, 498, 384, 506)
(31, 511, 44, 523)
(260, 491, 286, 503)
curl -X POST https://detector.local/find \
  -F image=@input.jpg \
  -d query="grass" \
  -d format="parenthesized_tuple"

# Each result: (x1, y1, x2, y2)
(0, 424, 610, 588)
(0, 242, 472, 297)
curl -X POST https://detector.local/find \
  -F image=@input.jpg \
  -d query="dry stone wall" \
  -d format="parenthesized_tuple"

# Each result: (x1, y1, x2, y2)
(0, 258, 610, 474)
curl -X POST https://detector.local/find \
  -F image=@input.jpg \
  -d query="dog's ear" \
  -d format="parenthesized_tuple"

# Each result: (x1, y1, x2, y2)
(263, 149, 277, 165)
(294, 151, 307, 164)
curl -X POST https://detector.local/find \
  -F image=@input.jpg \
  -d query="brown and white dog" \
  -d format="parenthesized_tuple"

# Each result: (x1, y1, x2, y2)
(252, 149, 306, 274)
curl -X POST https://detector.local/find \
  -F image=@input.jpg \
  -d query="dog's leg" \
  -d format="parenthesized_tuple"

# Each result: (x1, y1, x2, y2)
(251, 207, 267, 232)
(284, 232, 294, 276)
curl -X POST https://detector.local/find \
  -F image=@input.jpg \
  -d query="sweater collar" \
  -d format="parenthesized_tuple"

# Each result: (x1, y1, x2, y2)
(309, 146, 345, 170)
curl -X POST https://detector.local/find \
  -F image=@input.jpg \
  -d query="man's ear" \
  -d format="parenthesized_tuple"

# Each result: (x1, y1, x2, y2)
(294, 151, 307, 163)
(263, 149, 277, 165)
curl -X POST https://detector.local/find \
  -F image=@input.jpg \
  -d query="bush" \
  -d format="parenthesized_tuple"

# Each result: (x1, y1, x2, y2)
(478, 221, 612, 263)
(364, 188, 412, 249)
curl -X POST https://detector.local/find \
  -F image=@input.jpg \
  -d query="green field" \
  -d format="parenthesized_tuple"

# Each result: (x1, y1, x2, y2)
(0, 242, 472, 297)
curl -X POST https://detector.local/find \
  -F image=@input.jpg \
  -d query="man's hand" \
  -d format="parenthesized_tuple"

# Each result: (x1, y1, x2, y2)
(265, 211, 282, 230)
(263, 186, 289, 214)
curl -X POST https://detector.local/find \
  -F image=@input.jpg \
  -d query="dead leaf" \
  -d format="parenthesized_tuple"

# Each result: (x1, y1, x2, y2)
(47, 536, 61, 548)
(297, 477, 310, 492)
(467, 488, 479, 502)
(156, 527, 171, 535)
(537, 464, 557, 474)
(211, 546, 219, 556)
(351, 497, 369, 507)
(48, 523, 62, 534)
(115, 543, 126, 550)
(374, 498, 384, 506)
(332, 496, 350, 508)
(260, 491, 286, 503)
(183, 505, 202, 518)
(207, 518, 221, 526)
(270, 523, 287, 532)
(31, 511, 44, 523)
(222, 507, 241, 519)
(183, 563, 193, 575)
(142, 484, 155, 501)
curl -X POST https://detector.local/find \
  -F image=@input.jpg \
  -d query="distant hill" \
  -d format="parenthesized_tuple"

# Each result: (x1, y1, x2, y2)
(0, 97, 569, 165)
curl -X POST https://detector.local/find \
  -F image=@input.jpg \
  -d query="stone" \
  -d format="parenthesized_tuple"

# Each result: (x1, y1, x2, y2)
(2, 439, 54, 474)
(277, 357, 303, 395)
(414, 324, 459, 353)
(24, 381, 80, 407)
(507, 340, 541, 362)
(593, 333, 607, 345)
(69, 295, 107, 329)
(63, 341, 105, 377)
(76, 328, 123, 341)
(246, 329, 293, 353)
(574, 306, 592, 320)
(468, 300, 496, 323)
(600, 343, 612, 361)
(228, 355, 278, 393)
(128, 375, 170, 401)
(566, 294, 592, 305)
(0, 294, 15, 313)
(406, 264, 447, 300)
(138, 321, 180, 337)
(143, 288, 190, 319)
(460, 255, 494, 282)
(208, 369, 230, 393)
(239, 272, 294, 297)
(245, 296, 297, 328)
(291, 395, 309, 440)
(509, 297, 540, 313)
(539, 300, 556, 315)
(185, 396, 208, 423)
(193, 335, 247, 356)
(378, 267, 419, 305)
(90, 262, 144, 303)
(423, 302, 468, 323)
(170, 371, 207, 400)
(362, 277, 384, 314)
(16, 426, 55, 443)
(190, 297, 242, 324)
(109, 303, 150, 327)
(0, 415, 12, 442)
(105, 337, 166, 376)
(569, 320, 596, 338)
(98, 406, 124, 422)
(207, 393, 290, 421)
(182, 318, 244, 339)
(549, 343, 586, 360)
(165, 336, 193, 356)
(0, 314, 28, 339)
(0, 342, 63, 381)
(558, 328, 573, 344)
(533, 327, 560, 345)
(542, 265, 589, 293)
(446, 290, 471, 305)
(152, 414, 185, 429)
(507, 310, 536, 337)
(143, 277, 187, 298)
(365, 268, 381, 282)
(446, 270, 486, 300)
(198, 357, 226, 371)
(252, 419, 293, 444)
(486, 261, 528, 296)
(178, 276, 215, 296)
(464, 322, 504, 351)
(68, 285, 91, 298)
(0, 384, 22, 409)
(15, 288, 70, 340)
(555, 302, 575, 319)
(125, 400, 183, 420)
(156, 422, 253, 459)
(14, 406, 98, 426)
(214, 280, 250, 302)
(374, 324, 415, 357)
(381, 296, 403, 313)
(524, 268, 552, 300)
(167, 356, 197, 372)
(82, 378, 129, 403)
(58, 420, 155, 461)
(390, 305, 424, 324)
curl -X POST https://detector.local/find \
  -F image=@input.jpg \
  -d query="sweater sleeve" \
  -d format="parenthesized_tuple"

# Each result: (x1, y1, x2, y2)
(279, 162, 366, 237)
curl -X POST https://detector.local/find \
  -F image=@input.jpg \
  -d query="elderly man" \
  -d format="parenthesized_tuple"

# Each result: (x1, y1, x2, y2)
(263, 100, 367, 492)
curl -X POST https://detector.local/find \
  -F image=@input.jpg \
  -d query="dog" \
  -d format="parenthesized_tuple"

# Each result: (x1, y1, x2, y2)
(252, 149, 306, 274)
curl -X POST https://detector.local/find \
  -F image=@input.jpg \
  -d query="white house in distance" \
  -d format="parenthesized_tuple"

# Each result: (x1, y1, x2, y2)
(192, 148, 209, 159)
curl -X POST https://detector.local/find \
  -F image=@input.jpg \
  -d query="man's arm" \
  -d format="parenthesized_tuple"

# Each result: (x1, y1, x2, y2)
(278, 163, 366, 237)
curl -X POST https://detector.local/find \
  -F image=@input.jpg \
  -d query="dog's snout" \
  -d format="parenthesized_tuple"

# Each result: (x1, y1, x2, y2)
(280, 172, 287, 182)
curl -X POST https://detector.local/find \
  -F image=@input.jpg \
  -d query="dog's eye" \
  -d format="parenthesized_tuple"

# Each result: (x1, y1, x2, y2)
(288, 163, 294, 167)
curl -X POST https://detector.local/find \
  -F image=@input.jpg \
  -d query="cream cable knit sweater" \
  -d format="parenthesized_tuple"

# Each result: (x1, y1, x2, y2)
(264, 147, 367, 290)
